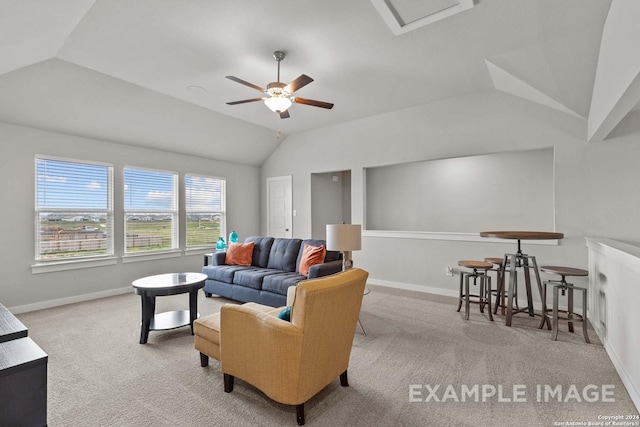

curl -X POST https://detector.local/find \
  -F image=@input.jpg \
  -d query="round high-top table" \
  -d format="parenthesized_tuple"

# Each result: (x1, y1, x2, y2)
(132, 272, 207, 344)
(479, 231, 564, 327)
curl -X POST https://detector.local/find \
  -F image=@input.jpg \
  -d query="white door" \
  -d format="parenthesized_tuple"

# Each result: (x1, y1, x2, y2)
(267, 176, 293, 238)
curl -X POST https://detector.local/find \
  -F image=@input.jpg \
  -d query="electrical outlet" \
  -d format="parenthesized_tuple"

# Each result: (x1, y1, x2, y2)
(446, 266, 454, 277)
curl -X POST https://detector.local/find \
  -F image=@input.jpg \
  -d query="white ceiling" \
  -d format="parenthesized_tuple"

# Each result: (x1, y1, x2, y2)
(0, 0, 613, 166)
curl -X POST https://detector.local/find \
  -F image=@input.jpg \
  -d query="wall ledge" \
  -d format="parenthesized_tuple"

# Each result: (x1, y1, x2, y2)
(364, 230, 559, 245)
(586, 237, 640, 274)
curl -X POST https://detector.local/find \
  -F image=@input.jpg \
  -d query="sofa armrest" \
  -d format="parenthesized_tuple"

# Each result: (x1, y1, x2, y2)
(212, 252, 227, 265)
(308, 259, 343, 278)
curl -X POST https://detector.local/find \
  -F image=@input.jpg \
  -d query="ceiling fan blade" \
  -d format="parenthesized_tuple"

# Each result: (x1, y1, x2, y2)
(279, 110, 290, 119)
(294, 97, 334, 109)
(284, 74, 313, 93)
(225, 76, 265, 92)
(226, 98, 264, 105)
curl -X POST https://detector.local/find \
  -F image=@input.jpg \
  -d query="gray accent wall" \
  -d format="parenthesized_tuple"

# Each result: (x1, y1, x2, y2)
(364, 148, 554, 232)
(310, 171, 352, 239)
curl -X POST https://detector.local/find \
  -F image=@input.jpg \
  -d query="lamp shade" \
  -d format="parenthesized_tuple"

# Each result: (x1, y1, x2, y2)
(326, 224, 362, 251)
(264, 96, 292, 113)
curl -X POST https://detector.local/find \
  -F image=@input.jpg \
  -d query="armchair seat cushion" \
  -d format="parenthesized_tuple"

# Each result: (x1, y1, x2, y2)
(194, 302, 278, 362)
(194, 311, 222, 346)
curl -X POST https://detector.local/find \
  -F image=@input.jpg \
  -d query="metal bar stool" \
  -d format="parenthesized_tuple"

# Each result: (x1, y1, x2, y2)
(502, 247, 543, 326)
(484, 257, 517, 316)
(537, 266, 590, 343)
(457, 260, 494, 321)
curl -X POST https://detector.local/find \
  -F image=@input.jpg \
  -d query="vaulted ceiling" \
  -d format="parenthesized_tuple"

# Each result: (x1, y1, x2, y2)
(0, 0, 615, 166)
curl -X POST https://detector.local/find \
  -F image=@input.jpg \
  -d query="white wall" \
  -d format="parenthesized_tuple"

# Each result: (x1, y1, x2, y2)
(588, 0, 640, 141)
(261, 90, 640, 298)
(586, 238, 640, 410)
(0, 122, 260, 310)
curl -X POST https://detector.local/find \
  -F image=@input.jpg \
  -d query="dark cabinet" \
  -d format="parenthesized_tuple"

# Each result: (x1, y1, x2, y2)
(0, 303, 48, 427)
(0, 303, 28, 344)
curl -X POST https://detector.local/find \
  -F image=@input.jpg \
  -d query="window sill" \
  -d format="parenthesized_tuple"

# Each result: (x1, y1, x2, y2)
(121, 250, 182, 264)
(184, 247, 215, 257)
(32, 256, 118, 274)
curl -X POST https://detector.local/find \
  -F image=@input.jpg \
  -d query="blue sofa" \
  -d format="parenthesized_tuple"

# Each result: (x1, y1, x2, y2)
(202, 236, 343, 307)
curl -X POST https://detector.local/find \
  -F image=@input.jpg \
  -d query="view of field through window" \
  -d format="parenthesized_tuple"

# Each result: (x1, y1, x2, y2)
(124, 167, 178, 253)
(185, 174, 225, 248)
(36, 158, 113, 260)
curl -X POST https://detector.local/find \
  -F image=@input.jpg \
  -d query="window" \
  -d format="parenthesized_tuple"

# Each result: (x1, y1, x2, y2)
(35, 157, 113, 261)
(185, 174, 226, 248)
(124, 167, 178, 253)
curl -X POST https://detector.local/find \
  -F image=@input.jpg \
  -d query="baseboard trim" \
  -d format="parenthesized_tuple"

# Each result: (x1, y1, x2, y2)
(367, 278, 459, 298)
(368, 278, 577, 313)
(593, 315, 640, 412)
(8, 287, 131, 314)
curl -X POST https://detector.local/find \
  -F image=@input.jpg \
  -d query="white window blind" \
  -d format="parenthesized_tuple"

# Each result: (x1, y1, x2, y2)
(124, 167, 178, 253)
(35, 157, 113, 261)
(185, 174, 226, 248)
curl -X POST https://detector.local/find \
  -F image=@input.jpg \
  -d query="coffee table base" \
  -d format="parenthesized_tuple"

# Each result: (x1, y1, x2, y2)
(149, 310, 200, 331)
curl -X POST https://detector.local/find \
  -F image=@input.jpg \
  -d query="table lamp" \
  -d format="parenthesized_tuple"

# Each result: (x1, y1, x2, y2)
(326, 224, 362, 270)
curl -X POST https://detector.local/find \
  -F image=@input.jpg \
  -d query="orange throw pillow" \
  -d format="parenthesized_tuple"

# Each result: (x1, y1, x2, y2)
(225, 242, 254, 266)
(298, 243, 326, 276)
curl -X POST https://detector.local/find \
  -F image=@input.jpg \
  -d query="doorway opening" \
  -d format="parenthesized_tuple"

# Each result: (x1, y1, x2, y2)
(310, 170, 352, 240)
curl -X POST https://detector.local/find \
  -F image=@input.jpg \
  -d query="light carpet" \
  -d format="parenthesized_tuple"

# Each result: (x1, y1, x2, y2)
(16, 285, 639, 426)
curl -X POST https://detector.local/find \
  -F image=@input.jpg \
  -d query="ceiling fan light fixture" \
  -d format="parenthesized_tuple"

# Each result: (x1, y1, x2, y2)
(264, 95, 292, 113)
(226, 50, 333, 118)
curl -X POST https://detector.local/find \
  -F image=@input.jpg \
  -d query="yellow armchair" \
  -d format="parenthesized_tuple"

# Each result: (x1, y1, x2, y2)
(219, 268, 368, 425)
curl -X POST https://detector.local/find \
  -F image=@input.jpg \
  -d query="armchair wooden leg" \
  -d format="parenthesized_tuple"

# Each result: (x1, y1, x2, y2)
(296, 403, 305, 426)
(199, 352, 209, 367)
(340, 370, 349, 387)
(224, 374, 234, 393)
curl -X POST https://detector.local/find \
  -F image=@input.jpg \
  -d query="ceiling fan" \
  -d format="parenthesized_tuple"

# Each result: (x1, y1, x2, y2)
(226, 51, 334, 119)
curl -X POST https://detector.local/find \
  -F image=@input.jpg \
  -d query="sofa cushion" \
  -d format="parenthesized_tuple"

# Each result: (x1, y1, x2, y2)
(203, 265, 247, 284)
(226, 242, 254, 266)
(233, 268, 281, 290)
(324, 248, 341, 262)
(298, 243, 326, 276)
(296, 239, 341, 269)
(262, 272, 307, 295)
(267, 238, 302, 272)
(245, 236, 274, 268)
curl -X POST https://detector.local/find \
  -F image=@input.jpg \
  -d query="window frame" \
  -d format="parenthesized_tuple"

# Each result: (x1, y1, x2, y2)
(123, 166, 179, 255)
(34, 155, 114, 263)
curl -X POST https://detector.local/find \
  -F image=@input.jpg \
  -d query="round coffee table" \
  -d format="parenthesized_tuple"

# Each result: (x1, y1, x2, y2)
(132, 272, 207, 344)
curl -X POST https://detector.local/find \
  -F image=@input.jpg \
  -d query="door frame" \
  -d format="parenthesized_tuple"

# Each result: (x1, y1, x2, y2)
(267, 175, 293, 238)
